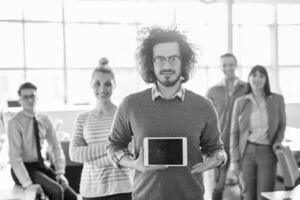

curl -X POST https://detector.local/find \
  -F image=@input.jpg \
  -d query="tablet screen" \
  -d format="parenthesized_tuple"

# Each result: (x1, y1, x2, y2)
(148, 138, 183, 165)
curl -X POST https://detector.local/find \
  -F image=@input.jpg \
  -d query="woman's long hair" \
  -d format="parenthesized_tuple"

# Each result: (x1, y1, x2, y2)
(246, 65, 272, 97)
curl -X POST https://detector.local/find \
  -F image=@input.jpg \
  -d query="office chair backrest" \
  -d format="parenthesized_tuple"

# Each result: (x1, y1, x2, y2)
(275, 145, 300, 189)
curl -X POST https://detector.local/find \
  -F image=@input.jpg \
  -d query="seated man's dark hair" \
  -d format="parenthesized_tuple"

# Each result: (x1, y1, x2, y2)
(18, 82, 37, 96)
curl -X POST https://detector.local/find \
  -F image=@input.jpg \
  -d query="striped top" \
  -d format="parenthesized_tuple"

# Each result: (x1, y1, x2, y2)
(69, 109, 132, 198)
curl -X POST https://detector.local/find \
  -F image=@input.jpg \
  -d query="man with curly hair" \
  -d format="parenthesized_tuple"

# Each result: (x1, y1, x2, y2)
(108, 26, 227, 200)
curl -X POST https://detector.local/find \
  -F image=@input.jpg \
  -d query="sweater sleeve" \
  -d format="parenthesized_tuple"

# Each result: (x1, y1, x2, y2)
(69, 113, 107, 163)
(199, 100, 224, 155)
(107, 97, 133, 164)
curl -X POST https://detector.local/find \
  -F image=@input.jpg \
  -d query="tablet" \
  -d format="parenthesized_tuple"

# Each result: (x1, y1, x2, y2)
(144, 137, 187, 167)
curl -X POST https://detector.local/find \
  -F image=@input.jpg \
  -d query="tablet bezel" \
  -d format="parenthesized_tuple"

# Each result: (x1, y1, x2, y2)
(143, 137, 187, 167)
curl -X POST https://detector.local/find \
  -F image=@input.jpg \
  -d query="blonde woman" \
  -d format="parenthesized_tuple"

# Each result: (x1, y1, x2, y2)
(69, 58, 132, 200)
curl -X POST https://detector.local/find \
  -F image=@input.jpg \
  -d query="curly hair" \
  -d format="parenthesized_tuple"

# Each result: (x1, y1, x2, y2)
(136, 26, 197, 84)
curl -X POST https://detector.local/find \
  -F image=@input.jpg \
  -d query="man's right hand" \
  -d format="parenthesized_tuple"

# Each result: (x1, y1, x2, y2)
(132, 148, 168, 173)
(25, 184, 43, 194)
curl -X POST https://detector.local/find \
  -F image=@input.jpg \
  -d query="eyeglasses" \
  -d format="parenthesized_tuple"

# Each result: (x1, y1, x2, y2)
(153, 55, 182, 67)
(21, 94, 36, 100)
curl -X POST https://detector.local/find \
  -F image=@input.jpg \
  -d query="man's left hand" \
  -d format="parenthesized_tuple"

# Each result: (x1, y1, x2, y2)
(56, 174, 69, 189)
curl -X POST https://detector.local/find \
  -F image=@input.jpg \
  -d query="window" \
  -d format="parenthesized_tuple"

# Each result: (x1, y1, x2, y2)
(233, 26, 271, 66)
(277, 4, 300, 102)
(0, 0, 23, 20)
(277, 4, 300, 24)
(233, 4, 273, 67)
(26, 70, 64, 108)
(0, 71, 24, 101)
(279, 68, 300, 102)
(1, 0, 300, 108)
(23, 0, 62, 21)
(175, 2, 227, 67)
(233, 4, 273, 25)
(66, 24, 137, 68)
(25, 23, 64, 68)
(0, 23, 23, 68)
(278, 26, 300, 65)
(67, 70, 92, 105)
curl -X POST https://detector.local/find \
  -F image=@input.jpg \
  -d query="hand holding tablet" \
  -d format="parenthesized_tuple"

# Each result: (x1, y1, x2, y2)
(132, 148, 168, 173)
(143, 137, 188, 167)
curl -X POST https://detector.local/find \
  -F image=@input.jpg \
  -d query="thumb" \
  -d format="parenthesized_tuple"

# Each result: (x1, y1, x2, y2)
(138, 147, 144, 159)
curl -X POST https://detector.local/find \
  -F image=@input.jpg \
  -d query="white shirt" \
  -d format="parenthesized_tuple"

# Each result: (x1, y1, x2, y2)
(247, 94, 270, 145)
(8, 110, 65, 187)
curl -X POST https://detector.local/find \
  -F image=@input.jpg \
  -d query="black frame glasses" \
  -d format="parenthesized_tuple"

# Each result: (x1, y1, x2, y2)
(153, 55, 182, 66)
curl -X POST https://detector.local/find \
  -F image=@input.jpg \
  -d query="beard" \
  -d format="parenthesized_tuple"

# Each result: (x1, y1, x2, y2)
(156, 73, 181, 87)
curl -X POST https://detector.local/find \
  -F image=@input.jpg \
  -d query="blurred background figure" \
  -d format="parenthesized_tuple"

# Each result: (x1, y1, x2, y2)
(229, 65, 286, 200)
(206, 53, 247, 200)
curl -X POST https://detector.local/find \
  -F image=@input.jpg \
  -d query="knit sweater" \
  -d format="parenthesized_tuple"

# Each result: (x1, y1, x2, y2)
(108, 88, 224, 200)
(69, 109, 132, 198)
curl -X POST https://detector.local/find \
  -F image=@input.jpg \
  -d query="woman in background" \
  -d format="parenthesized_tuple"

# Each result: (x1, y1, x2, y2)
(229, 65, 286, 200)
(69, 58, 132, 200)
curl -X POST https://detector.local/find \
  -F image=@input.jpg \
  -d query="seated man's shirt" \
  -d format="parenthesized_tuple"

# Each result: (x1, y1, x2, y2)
(8, 110, 65, 187)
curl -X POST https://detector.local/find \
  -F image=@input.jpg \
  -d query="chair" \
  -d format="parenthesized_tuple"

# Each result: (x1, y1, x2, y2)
(274, 145, 300, 190)
(60, 141, 83, 193)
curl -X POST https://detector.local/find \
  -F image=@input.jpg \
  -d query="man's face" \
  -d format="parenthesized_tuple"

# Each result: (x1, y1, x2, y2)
(220, 56, 237, 79)
(153, 42, 182, 87)
(19, 88, 37, 111)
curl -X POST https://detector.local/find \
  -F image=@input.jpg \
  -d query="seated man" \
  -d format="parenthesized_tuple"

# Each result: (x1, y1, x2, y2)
(7, 82, 77, 200)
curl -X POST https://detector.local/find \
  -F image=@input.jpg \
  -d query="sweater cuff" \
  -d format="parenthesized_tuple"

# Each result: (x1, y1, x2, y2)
(214, 149, 227, 167)
(111, 149, 133, 168)
(55, 168, 65, 175)
(22, 180, 33, 188)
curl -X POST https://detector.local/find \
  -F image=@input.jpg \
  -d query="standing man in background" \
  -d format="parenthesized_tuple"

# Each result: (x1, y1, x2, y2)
(108, 26, 227, 200)
(206, 53, 248, 200)
(8, 82, 77, 200)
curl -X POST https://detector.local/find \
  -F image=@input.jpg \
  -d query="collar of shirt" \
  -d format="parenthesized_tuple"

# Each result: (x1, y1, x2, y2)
(219, 77, 242, 87)
(21, 110, 37, 118)
(151, 83, 185, 101)
(246, 93, 273, 101)
(245, 94, 267, 109)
